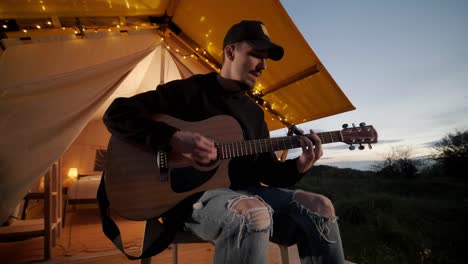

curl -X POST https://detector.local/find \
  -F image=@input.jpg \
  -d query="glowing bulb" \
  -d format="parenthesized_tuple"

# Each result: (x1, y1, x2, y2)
(116, 25, 120, 28)
(47, 21, 51, 25)
(2, 25, 7, 29)
(23, 29, 27, 33)
(62, 27, 66, 30)
(36, 25, 41, 29)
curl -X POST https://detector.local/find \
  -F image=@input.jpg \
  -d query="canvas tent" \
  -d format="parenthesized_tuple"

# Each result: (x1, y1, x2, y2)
(0, 0, 355, 223)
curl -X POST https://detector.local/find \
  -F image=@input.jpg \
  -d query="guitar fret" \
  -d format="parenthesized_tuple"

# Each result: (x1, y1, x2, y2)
(232, 142, 236, 157)
(234, 142, 238, 157)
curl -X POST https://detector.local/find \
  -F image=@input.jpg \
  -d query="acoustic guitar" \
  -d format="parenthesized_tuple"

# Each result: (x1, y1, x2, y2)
(105, 114, 378, 220)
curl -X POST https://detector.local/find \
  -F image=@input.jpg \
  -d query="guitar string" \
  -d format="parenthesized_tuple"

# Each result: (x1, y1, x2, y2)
(218, 131, 343, 159)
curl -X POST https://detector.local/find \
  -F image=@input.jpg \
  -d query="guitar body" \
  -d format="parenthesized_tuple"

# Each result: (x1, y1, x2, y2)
(105, 114, 244, 221)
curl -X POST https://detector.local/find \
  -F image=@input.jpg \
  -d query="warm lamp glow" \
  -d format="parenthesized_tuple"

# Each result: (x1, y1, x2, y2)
(67, 168, 78, 179)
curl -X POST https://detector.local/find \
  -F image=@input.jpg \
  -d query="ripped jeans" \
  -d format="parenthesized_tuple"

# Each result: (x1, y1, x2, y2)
(184, 187, 345, 264)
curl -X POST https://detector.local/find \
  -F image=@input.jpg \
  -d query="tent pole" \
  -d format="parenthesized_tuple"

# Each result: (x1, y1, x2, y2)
(160, 45, 166, 84)
(261, 63, 322, 96)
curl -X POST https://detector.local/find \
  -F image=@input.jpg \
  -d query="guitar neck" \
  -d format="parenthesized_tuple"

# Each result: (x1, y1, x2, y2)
(217, 131, 343, 159)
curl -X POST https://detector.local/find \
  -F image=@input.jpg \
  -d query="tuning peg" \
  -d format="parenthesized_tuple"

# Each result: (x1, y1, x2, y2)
(349, 145, 355, 150)
(368, 144, 373, 149)
(342, 123, 348, 129)
(358, 144, 365, 150)
(359, 122, 366, 127)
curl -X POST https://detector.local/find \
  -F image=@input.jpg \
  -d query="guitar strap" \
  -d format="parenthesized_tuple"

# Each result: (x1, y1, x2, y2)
(97, 172, 201, 260)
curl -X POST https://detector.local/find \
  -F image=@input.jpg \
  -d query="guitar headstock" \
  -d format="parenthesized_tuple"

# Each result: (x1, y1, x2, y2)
(341, 123, 378, 150)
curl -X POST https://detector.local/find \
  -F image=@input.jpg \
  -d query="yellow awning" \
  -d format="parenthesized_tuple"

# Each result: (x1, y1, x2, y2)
(0, 0, 355, 130)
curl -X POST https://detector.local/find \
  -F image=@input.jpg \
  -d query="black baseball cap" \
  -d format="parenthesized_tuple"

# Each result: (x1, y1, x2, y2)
(223, 20, 284, 61)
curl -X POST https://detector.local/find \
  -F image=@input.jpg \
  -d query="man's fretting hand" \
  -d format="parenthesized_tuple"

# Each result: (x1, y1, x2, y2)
(296, 129, 323, 173)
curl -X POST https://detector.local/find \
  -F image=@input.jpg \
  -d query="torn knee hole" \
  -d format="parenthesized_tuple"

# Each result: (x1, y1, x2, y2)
(228, 197, 272, 231)
(293, 192, 336, 218)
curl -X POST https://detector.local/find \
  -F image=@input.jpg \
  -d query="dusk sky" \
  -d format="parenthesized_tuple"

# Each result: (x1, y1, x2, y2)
(273, 0, 468, 170)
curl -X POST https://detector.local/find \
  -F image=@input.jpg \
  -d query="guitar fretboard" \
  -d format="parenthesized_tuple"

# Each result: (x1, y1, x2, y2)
(217, 131, 342, 159)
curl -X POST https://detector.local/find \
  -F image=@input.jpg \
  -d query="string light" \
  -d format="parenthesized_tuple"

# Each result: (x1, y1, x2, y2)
(248, 91, 291, 126)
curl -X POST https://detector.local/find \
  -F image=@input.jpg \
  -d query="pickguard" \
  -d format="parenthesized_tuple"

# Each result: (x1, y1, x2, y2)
(170, 166, 219, 193)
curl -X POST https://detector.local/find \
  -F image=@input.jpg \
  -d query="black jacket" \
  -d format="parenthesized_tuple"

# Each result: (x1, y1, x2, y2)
(103, 72, 305, 189)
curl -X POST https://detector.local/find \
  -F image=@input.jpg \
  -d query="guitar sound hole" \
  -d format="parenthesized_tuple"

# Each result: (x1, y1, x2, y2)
(170, 166, 218, 193)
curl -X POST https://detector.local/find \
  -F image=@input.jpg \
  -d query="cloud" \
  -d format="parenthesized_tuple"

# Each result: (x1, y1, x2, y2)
(323, 145, 354, 150)
(420, 140, 438, 148)
(425, 104, 468, 126)
(378, 139, 404, 144)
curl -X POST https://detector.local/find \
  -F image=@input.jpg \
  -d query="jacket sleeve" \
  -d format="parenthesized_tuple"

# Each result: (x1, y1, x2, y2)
(103, 83, 181, 151)
(252, 122, 309, 187)
(253, 153, 307, 187)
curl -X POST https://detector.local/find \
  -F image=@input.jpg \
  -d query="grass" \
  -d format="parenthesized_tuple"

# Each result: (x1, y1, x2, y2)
(294, 166, 468, 264)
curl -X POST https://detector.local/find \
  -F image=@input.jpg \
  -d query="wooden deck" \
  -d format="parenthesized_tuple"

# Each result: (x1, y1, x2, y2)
(0, 208, 301, 264)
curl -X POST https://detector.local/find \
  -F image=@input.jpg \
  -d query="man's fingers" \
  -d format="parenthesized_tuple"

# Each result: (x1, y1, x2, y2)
(308, 129, 323, 161)
(193, 134, 215, 151)
(191, 134, 217, 163)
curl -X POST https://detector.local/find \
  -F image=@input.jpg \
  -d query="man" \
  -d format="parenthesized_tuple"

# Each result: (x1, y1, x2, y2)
(103, 20, 345, 264)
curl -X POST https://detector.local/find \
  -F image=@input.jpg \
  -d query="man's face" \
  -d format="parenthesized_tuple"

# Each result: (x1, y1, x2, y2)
(229, 42, 268, 88)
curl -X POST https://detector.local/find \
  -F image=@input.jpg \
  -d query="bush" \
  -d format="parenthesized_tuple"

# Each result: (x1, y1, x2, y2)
(432, 130, 468, 179)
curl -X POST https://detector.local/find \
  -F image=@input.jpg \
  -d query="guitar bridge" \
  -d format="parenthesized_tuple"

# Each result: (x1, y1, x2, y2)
(157, 151, 169, 182)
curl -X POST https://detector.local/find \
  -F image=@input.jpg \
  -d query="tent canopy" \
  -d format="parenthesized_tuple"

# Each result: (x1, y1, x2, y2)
(0, 0, 355, 130)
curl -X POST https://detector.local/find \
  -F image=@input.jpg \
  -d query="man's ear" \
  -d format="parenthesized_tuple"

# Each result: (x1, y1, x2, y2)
(225, 45, 235, 60)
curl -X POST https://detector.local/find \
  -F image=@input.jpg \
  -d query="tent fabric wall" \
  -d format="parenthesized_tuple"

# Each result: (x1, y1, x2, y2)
(0, 32, 166, 223)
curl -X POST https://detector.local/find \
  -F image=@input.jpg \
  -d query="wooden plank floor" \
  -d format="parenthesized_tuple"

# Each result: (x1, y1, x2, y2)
(0, 208, 301, 264)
